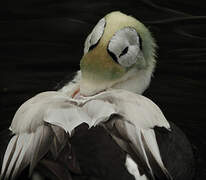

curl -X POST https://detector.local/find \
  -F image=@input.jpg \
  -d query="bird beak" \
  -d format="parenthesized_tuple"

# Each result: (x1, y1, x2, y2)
(79, 47, 125, 96)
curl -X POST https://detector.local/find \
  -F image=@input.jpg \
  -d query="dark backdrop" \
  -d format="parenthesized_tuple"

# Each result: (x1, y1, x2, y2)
(0, 0, 206, 179)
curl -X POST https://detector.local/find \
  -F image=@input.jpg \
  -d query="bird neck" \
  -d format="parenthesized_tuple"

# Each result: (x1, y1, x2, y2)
(112, 62, 154, 94)
(59, 59, 154, 97)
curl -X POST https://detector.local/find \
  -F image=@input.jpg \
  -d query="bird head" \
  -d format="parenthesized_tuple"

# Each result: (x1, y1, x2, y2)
(80, 11, 156, 96)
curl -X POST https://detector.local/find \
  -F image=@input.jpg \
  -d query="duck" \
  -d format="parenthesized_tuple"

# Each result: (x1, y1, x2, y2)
(0, 11, 195, 180)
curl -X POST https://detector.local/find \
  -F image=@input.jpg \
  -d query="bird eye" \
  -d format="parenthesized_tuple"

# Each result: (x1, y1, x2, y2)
(84, 18, 106, 54)
(119, 47, 128, 57)
(107, 27, 141, 67)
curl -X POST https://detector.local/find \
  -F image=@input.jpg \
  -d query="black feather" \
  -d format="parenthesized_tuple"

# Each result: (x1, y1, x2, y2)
(154, 121, 195, 180)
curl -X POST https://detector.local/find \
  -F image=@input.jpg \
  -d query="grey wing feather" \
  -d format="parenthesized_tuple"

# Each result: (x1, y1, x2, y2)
(1, 135, 18, 179)
(10, 133, 34, 179)
(140, 129, 172, 179)
(2, 133, 33, 179)
(107, 119, 172, 180)
(29, 125, 54, 176)
(50, 126, 67, 159)
(105, 120, 153, 179)
(1, 125, 54, 179)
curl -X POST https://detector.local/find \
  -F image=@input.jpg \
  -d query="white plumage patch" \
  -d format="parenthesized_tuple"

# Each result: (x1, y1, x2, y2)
(125, 154, 148, 180)
(84, 18, 106, 54)
(1, 89, 171, 179)
(108, 27, 142, 67)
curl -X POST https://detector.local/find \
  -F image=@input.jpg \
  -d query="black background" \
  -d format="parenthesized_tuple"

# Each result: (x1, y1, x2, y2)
(0, 0, 206, 179)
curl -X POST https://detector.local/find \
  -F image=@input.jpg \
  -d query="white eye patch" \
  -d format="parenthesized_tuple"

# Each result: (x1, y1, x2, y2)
(108, 27, 141, 67)
(84, 18, 106, 54)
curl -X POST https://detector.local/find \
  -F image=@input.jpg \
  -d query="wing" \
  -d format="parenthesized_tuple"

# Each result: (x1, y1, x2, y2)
(0, 89, 174, 180)
(0, 91, 84, 180)
(44, 99, 117, 133)
(1, 89, 117, 179)
(45, 89, 173, 179)
(86, 89, 172, 180)
(1, 125, 54, 179)
(105, 118, 172, 180)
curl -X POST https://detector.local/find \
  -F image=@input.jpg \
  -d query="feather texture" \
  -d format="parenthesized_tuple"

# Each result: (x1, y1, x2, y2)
(1, 135, 18, 178)
(1, 91, 79, 179)
(1, 126, 54, 179)
(76, 89, 172, 179)
(10, 133, 33, 179)
(29, 125, 53, 176)
(1, 89, 172, 179)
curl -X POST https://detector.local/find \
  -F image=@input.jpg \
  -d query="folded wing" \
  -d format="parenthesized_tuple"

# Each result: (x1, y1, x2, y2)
(1, 89, 173, 180)
(85, 89, 172, 179)
(1, 91, 84, 179)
